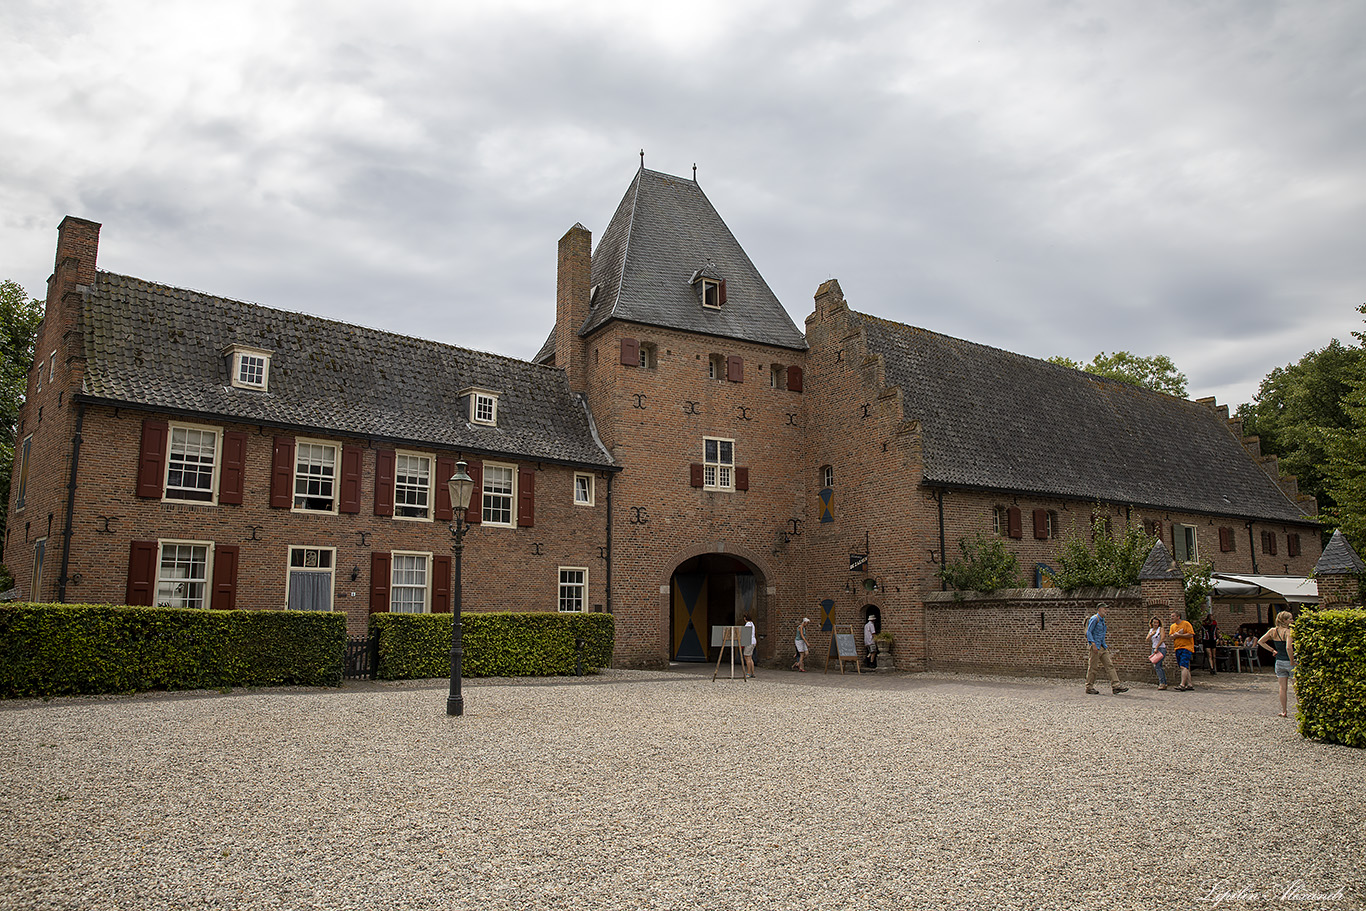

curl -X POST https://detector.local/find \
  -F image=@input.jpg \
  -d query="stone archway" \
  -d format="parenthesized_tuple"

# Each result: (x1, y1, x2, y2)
(659, 544, 775, 664)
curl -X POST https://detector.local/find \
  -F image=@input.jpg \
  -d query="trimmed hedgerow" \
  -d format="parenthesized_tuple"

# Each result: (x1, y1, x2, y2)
(370, 611, 614, 680)
(1294, 608, 1366, 748)
(0, 603, 345, 697)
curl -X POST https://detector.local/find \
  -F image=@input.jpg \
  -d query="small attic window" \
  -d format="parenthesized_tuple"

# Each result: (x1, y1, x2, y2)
(464, 389, 499, 426)
(227, 347, 272, 391)
(691, 268, 728, 310)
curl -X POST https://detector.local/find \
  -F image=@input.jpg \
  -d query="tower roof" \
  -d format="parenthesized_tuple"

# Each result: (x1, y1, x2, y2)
(580, 168, 807, 350)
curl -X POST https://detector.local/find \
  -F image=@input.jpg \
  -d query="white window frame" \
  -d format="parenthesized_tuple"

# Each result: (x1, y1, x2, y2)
(14, 434, 32, 511)
(35, 361, 42, 392)
(467, 390, 499, 426)
(286, 546, 336, 612)
(993, 506, 1006, 536)
(292, 438, 339, 514)
(708, 354, 725, 380)
(389, 551, 431, 614)
(638, 343, 656, 369)
(821, 465, 834, 489)
(701, 279, 722, 309)
(703, 437, 734, 492)
(229, 347, 272, 391)
(155, 540, 214, 610)
(31, 537, 46, 602)
(559, 567, 588, 613)
(481, 461, 517, 526)
(1175, 524, 1198, 562)
(393, 450, 434, 521)
(574, 472, 595, 507)
(163, 422, 221, 505)
(769, 364, 785, 389)
(48, 351, 56, 383)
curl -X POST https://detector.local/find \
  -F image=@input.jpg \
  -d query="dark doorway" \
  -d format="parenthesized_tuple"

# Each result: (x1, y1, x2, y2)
(670, 555, 760, 662)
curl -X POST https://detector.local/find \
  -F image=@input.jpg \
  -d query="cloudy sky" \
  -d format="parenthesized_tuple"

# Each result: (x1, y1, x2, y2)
(2, 0, 1363, 408)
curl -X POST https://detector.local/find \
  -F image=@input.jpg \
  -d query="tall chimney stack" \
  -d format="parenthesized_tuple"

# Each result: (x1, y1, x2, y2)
(556, 223, 592, 392)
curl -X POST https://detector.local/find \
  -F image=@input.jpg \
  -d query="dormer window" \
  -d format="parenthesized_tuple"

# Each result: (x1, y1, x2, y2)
(691, 268, 727, 310)
(464, 389, 499, 426)
(702, 279, 722, 309)
(228, 346, 272, 391)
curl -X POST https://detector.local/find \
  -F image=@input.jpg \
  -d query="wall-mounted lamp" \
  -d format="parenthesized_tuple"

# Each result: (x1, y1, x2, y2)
(350, 566, 360, 583)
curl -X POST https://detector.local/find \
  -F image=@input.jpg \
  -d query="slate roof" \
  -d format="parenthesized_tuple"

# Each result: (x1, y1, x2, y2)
(1138, 541, 1183, 581)
(1315, 530, 1365, 575)
(546, 168, 807, 355)
(79, 272, 616, 469)
(854, 312, 1316, 525)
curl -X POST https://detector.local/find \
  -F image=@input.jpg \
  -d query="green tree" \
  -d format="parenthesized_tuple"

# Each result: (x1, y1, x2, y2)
(1, 279, 44, 590)
(1053, 515, 1156, 590)
(1047, 351, 1188, 397)
(1234, 336, 1364, 516)
(1323, 305, 1366, 562)
(938, 534, 1021, 593)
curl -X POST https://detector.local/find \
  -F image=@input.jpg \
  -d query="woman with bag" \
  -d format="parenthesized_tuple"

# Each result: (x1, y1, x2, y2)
(792, 617, 810, 672)
(1147, 616, 1168, 690)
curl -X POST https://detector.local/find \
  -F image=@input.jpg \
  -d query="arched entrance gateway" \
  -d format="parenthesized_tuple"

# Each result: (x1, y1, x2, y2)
(668, 552, 770, 663)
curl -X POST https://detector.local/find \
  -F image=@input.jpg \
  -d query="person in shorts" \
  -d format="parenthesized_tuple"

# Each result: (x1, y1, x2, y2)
(1258, 610, 1296, 717)
(1169, 609, 1196, 691)
(742, 613, 756, 678)
(792, 617, 810, 672)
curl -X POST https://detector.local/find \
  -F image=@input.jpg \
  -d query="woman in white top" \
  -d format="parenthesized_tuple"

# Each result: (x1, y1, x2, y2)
(1147, 616, 1168, 690)
(792, 618, 810, 672)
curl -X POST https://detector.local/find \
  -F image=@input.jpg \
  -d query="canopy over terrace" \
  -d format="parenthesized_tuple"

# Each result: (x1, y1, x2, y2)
(1212, 573, 1318, 628)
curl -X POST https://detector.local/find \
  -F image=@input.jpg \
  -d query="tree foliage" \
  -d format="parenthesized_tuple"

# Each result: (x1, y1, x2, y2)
(1053, 516, 1156, 590)
(1048, 351, 1188, 397)
(938, 534, 1021, 593)
(1, 279, 44, 589)
(1322, 304, 1366, 560)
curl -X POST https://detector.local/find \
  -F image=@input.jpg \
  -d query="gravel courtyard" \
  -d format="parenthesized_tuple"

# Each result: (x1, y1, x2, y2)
(2, 667, 1362, 911)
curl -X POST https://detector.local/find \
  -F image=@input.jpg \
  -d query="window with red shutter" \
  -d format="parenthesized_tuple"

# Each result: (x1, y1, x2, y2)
(1219, 527, 1234, 553)
(373, 449, 395, 516)
(219, 431, 247, 505)
(136, 419, 169, 498)
(464, 460, 483, 524)
(1287, 533, 1300, 557)
(517, 467, 535, 527)
(270, 438, 295, 508)
(726, 355, 744, 383)
(787, 365, 803, 393)
(735, 467, 749, 491)
(620, 338, 639, 367)
(125, 541, 158, 606)
(432, 555, 452, 613)
(339, 446, 363, 514)
(690, 463, 704, 487)
(370, 552, 391, 614)
(1032, 509, 1048, 539)
(1007, 507, 1022, 539)
(211, 545, 240, 610)
(435, 456, 456, 521)
(719, 279, 728, 305)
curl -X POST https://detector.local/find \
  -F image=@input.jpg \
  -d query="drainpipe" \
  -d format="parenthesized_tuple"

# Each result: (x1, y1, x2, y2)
(57, 402, 85, 603)
(1247, 522, 1258, 574)
(605, 473, 613, 615)
(936, 488, 946, 591)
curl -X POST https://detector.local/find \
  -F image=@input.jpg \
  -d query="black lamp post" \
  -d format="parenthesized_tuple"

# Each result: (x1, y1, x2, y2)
(446, 461, 475, 717)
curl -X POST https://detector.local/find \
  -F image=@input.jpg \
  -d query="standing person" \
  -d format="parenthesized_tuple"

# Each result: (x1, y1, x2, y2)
(1258, 611, 1296, 717)
(1202, 614, 1220, 674)
(792, 617, 810, 672)
(1169, 609, 1196, 691)
(1147, 616, 1168, 690)
(742, 613, 756, 678)
(863, 615, 877, 668)
(1084, 603, 1128, 694)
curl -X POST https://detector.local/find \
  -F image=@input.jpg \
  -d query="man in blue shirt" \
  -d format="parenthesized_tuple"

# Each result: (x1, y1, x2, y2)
(1085, 603, 1129, 695)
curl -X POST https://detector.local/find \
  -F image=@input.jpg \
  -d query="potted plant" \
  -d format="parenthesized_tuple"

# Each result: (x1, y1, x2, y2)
(874, 631, 895, 668)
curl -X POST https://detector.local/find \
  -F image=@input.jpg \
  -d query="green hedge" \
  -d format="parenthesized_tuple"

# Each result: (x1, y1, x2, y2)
(1294, 608, 1366, 748)
(0, 603, 346, 697)
(370, 611, 614, 680)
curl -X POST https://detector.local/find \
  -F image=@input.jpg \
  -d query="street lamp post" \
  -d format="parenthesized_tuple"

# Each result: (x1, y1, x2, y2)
(446, 461, 476, 717)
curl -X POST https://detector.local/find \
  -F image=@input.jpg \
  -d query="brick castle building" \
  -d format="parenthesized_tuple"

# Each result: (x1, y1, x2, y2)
(5, 167, 1325, 667)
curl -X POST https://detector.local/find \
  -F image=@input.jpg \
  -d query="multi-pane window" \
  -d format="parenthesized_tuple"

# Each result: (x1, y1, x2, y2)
(165, 426, 218, 502)
(574, 473, 594, 506)
(294, 442, 337, 511)
(157, 542, 209, 609)
(559, 568, 587, 613)
(638, 344, 656, 369)
(30, 538, 46, 601)
(390, 553, 429, 613)
(14, 434, 31, 510)
(701, 279, 721, 309)
(703, 438, 734, 491)
(993, 506, 1006, 536)
(821, 465, 834, 488)
(472, 393, 498, 426)
(394, 453, 432, 519)
(770, 365, 785, 388)
(229, 348, 271, 391)
(287, 547, 334, 612)
(1174, 524, 1198, 562)
(482, 464, 515, 525)
(708, 354, 725, 380)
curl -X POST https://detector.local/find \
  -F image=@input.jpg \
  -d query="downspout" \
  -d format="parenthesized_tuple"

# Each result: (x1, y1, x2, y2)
(937, 488, 946, 591)
(605, 472, 613, 615)
(57, 401, 85, 603)
(1247, 522, 1259, 574)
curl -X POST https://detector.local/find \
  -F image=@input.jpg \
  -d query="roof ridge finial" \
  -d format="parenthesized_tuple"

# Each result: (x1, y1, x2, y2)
(692, 163, 697, 181)
(639, 149, 644, 169)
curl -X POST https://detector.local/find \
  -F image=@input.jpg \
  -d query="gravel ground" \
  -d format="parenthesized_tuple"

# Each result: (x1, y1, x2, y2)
(1, 667, 1362, 911)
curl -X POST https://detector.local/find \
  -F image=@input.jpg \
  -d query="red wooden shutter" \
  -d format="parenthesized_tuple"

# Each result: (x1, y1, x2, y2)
(719, 279, 728, 305)
(620, 338, 639, 367)
(136, 419, 168, 498)
(339, 446, 363, 514)
(1032, 509, 1048, 539)
(464, 460, 483, 524)
(210, 545, 240, 611)
(690, 463, 704, 487)
(726, 355, 744, 383)
(125, 541, 158, 606)
(219, 431, 247, 505)
(372, 449, 395, 516)
(435, 456, 456, 521)
(370, 552, 391, 614)
(1007, 507, 1022, 539)
(1268, 533, 1277, 556)
(270, 437, 295, 508)
(735, 467, 749, 491)
(432, 555, 452, 613)
(1287, 533, 1300, 557)
(1219, 527, 1233, 552)
(787, 365, 803, 393)
(517, 466, 535, 527)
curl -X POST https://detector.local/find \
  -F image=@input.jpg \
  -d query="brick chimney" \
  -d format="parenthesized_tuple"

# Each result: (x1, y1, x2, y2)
(41, 216, 101, 392)
(556, 223, 592, 392)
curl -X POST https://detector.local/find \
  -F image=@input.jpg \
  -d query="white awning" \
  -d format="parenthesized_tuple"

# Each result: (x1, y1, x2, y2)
(1212, 574, 1318, 603)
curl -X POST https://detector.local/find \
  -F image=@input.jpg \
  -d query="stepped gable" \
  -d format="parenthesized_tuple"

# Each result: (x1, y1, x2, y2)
(79, 272, 616, 468)
(854, 311, 1316, 525)
(579, 168, 807, 350)
(1316, 530, 1366, 575)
